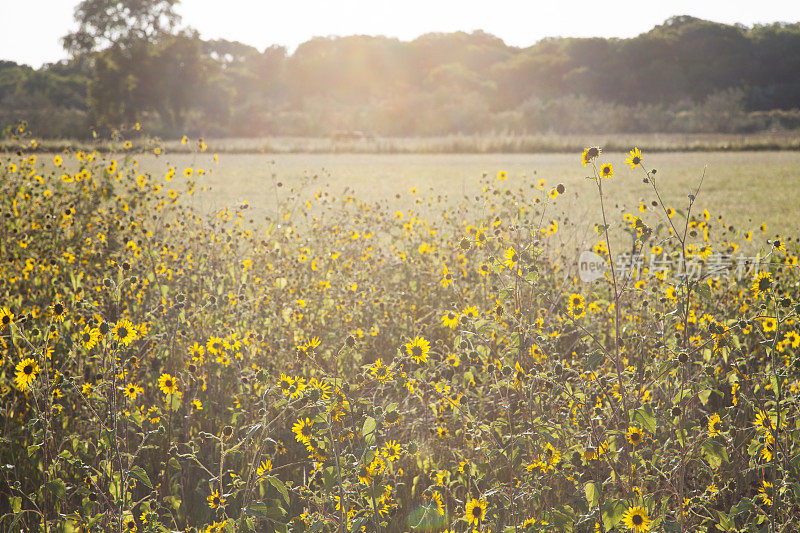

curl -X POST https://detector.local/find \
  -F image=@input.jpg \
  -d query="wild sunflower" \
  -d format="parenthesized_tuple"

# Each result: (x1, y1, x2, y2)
(582, 146, 601, 167)
(752, 271, 772, 296)
(14, 358, 40, 391)
(708, 413, 722, 437)
(158, 373, 179, 395)
(81, 325, 101, 350)
(599, 163, 614, 179)
(123, 517, 137, 532)
(622, 505, 651, 532)
(383, 440, 401, 462)
(442, 311, 459, 329)
(497, 170, 508, 181)
(207, 490, 226, 509)
(465, 498, 487, 526)
(626, 426, 644, 446)
(50, 302, 67, 322)
(758, 480, 773, 507)
(405, 336, 430, 364)
(0, 307, 13, 329)
(257, 459, 272, 477)
(567, 293, 585, 319)
(761, 317, 778, 333)
(626, 147, 643, 169)
(123, 383, 143, 400)
(292, 417, 314, 444)
(112, 319, 138, 347)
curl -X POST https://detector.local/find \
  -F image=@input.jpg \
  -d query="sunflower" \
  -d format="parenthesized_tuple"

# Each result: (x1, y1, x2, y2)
(626, 426, 644, 446)
(123, 517, 137, 532)
(442, 311, 459, 329)
(80, 325, 101, 350)
(465, 498, 487, 525)
(207, 490, 226, 509)
(158, 373, 179, 395)
(383, 440, 401, 462)
(497, 170, 508, 181)
(112, 319, 138, 347)
(762, 317, 778, 333)
(751, 271, 772, 296)
(622, 505, 651, 532)
(123, 383, 143, 400)
(405, 336, 430, 364)
(0, 307, 13, 329)
(14, 358, 40, 391)
(708, 413, 722, 437)
(599, 163, 614, 179)
(50, 302, 67, 322)
(581, 146, 601, 167)
(256, 459, 272, 477)
(292, 417, 314, 444)
(758, 480, 773, 507)
(567, 293, 585, 319)
(754, 409, 773, 432)
(626, 147, 643, 169)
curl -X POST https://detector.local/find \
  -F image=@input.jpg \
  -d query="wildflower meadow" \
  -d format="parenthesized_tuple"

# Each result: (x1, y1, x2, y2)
(2, 124, 799, 533)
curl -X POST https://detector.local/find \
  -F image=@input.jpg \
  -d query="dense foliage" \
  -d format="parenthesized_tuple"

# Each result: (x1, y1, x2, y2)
(5, 10, 800, 138)
(2, 127, 800, 532)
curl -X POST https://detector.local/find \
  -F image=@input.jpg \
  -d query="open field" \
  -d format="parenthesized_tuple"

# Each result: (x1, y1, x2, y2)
(136, 150, 800, 234)
(6, 132, 800, 155)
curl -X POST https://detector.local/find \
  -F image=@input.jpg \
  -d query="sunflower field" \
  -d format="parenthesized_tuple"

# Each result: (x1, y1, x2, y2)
(2, 126, 800, 533)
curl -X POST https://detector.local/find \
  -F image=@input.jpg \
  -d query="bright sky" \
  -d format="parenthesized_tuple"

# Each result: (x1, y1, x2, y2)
(3, 0, 800, 67)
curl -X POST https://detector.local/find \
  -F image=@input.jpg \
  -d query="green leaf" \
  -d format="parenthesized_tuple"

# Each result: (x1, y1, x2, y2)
(268, 475, 290, 505)
(10, 496, 21, 513)
(129, 465, 152, 489)
(46, 478, 67, 501)
(362, 416, 376, 443)
(698, 389, 713, 406)
(602, 500, 626, 531)
(584, 482, 599, 509)
(702, 440, 729, 470)
(633, 404, 656, 434)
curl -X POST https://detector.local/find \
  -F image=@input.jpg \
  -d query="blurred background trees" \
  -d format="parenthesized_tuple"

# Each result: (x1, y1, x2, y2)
(4, 4, 800, 139)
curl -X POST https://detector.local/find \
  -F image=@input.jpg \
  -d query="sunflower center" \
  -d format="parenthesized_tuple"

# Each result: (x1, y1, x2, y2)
(472, 507, 482, 518)
(24, 364, 34, 375)
(632, 156, 641, 164)
(632, 514, 643, 525)
(118, 327, 128, 339)
(165, 379, 173, 388)
(411, 346, 422, 357)
(54, 303, 64, 315)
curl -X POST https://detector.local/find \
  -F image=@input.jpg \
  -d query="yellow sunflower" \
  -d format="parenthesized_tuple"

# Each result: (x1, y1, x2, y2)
(751, 271, 772, 296)
(405, 336, 430, 364)
(465, 498, 487, 525)
(0, 307, 13, 329)
(599, 163, 614, 179)
(626, 147, 643, 169)
(581, 146, 601, 167)
(207, 490, 226, 509)
(158, 373, 179, 395)
(112, 319, 138, 347)
(626, 426, 644, 446)
(622, 505, 651, 532)
(80, 325, 101, 350)
(292, 417, 314, 444)
(14, 358, 41, 391)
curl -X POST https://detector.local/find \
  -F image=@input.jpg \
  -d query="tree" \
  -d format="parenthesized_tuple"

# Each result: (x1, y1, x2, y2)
(62, 0, 181, 56)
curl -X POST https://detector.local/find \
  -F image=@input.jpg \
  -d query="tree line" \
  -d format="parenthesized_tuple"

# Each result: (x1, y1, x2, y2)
(3, 0, 800, 139)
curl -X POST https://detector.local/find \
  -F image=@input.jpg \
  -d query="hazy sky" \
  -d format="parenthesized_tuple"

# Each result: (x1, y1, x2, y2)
(3, 0, 800, 67)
